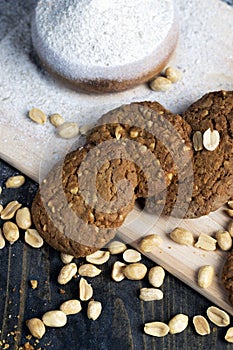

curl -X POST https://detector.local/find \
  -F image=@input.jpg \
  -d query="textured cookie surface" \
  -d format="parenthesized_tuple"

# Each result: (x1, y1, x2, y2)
(222, 251, 233, 305)
(182, 90, 233, 218)
(88, 102, 193, 199)
(32, 144, 138, 257)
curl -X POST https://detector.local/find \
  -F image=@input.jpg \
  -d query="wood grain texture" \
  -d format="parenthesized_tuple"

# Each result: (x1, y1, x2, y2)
(0, 159, 232, 350)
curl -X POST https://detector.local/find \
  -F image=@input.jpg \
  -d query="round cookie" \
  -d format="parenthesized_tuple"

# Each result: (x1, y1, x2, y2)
(31, 0, 178, 93)
(147, 91, 233, 218)
(222, 251, 233, 305)
(87, 102, 193, 200)
(32, 144, 138, 257)
(183, 90, 233, 218)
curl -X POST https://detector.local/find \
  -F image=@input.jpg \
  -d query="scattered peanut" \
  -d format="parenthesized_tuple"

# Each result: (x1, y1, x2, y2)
(225, 327, 233, 343)
(150, 77, 172, 91)
(207, 306, 230, 327)
(42, 310, 67, 327)
(228, 201, 233, 209)
(197, 265, 214, 289)
(144, 322, 169, 337)
(195, 233, 217, 251)
(26, 318, 46, 339)
(193, 131, 203, 151)
(168, 314, 189, 334)
(60, 253, 74, 264)
(3, 221, 19, 244)
(29, 108, 47, 124)
(25, 229, 44, 248)
(107, 240, 127, 255)
(78, 264, 102, 277)
(30, 280, 38, 289)
(193, 315, 210, 335)
(5, 175, 25, 188)
(139, 234, 162, 253)
(0, 200, 22, 220)
(16, 207, 32, 229)
(79, 277, 93, 301)
(60, 299, 82, 315)
(123, 263, 147, 280)
(216, 230, 232, 251)
(57, 263, 77, 285)
(86, 250, 110, 265)
(57, 122, 79, 139)
(170, 227, 194, 246)
(148, 266, 165, 288)
(228, 221, 233, 237)
(139, 288, 163, 301)
(87, 300, 102, 320)
(203, 128, 220, 151)
(123, 249, 141, 263)
(164, 67, 182, 83)
(111, 261, 126, 282)
(49, 113, 64, 127)
(0, 228, 6, 249)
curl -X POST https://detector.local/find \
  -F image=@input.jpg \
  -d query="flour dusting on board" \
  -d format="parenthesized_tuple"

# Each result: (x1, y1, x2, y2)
(0, 0, 233, 180)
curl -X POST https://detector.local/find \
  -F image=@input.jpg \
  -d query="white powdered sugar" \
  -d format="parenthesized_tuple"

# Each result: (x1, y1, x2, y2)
(0, 0, 232, 180)
(31, 0, 176, 81)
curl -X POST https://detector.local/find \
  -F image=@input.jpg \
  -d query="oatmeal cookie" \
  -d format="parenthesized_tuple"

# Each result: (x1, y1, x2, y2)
(32, 144, 138, 257)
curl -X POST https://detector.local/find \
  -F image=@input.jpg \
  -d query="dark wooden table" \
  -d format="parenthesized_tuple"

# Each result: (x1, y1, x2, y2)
(0, 163, 232, 350)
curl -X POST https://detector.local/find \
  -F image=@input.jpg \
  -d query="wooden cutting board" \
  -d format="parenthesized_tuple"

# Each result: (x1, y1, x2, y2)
(0, 125, 232, 315)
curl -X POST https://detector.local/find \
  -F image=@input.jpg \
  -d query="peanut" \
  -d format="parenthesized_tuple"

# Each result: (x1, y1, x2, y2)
(139, 234, 162, 252)
(216, 230, 232, 251)
(107, 240, 127, 255)
(111, 261, 126, 282)
(144, 322, 169, 337)
(123, 263, 147, 280)
(193, 315, 210, 335)
(87, 300, 102, 320)
(139, 288, 163, 301)
(78, 264, 101, 277)
(123, 249, 141, 263)
(57, 263, 77, 285)
(197, 265, 214, 289)
(207, 306, 230, 327)
(148, 266, 165, 288)
(26, 318, 46, 339)
(42, 310, 67, 327)
(60, 299, 82, 315)
(168, 314, 189, 334)
(170, 227, 194, 246)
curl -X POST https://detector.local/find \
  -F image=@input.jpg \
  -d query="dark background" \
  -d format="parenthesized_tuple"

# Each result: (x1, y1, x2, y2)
(0, 0, 233, 349)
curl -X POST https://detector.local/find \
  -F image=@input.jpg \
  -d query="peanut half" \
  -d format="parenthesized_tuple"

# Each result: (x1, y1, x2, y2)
(5, 175, 25, 188)
(57, 122, 79, 139)
(193, 315, 210, 336)
(60, 253, 74, 264)
(0, 228, 6, 249)
(164, 67, 182, 83)
(139, 234, 162, 253)
(123, 263, 147, 281)
(216, 230, 232, 251)
(16, 207, 32, 229)
(228, 221, 233, 237)
(26, 318, 46, 339)
(57, 263, 77, 285)
(0, 200, 22, 220)
(87, 300, 102, 320)
(168, 314, 189, 334)
(144, 322, 169, 337)
(207, 306, 230, 327)
(78, 264, 101, 278)
(150, 77, 172, 91)
(107, 241, 127, 255)
(111, 261, 126, 282)
(79, 278, 93, 301)
(86, 250, 110, 265)
(148, 266, 165, 288)
(195, 233, 217, 251)
(60, 299, 82, 315)
(170, 227, 194, 246)
(42, 310, 67, 327)
(123, 249, 141, 263)
(225, 327, 233, 343)
(139, 288, 163, 301)
(49, 113, 64, 127)
(25, 229, 44, 248)
(3, 221, 19, 244)
(203, 128, 220, 151)
(29, 108, 47, 124)
(197, 265, 214, 289)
